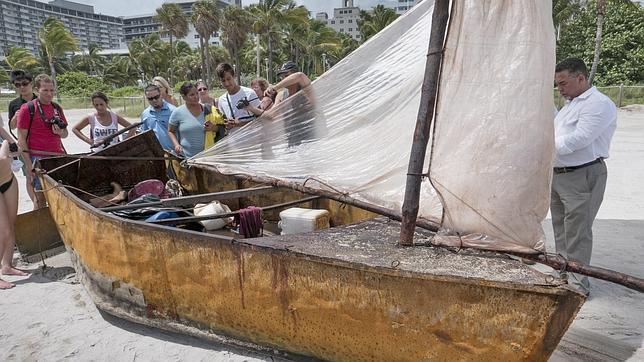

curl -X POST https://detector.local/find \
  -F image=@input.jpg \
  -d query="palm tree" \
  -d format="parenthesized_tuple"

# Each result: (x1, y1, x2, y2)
(221, 5, 252, 83)
(128, 34, 166, 82)
(38, 16, 78, 93)
(102, 56, 138, 87)
(5, 46, 40, 71)
(588, 0, 634, 84)
(71, 43, 104, 76)
(552, 0, 582, 41)
(192, 0, 221, 85)
(298, 20, 341, 76)
(358, 5, 399, 42)
(249, 0, 308, 82)
(155, 3, 189, 84)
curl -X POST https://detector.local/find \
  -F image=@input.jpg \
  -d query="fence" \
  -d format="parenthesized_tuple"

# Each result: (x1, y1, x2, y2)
(0, 96, 185, 118)
(554, 85, 644, 108)
(2, 86, 643, 116)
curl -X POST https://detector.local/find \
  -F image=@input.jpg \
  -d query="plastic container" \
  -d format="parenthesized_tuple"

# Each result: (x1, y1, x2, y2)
(194, 201, 233, 230)
(279, 208, 330, 235)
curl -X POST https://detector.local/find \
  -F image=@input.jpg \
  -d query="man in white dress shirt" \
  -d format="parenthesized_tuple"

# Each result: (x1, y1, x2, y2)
(551, 58, 617, 296)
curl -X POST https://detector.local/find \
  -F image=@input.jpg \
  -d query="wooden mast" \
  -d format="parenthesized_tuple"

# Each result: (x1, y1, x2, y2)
(400, 0, 450, 246)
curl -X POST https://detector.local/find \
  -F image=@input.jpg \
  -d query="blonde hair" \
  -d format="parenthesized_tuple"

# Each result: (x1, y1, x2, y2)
(152, 76, 173, 95)
(34, 74, 54, 89)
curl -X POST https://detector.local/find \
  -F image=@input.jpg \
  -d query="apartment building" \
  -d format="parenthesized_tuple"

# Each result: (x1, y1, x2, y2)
(317, 0, 361, 41)
(0, 0, 124, 55)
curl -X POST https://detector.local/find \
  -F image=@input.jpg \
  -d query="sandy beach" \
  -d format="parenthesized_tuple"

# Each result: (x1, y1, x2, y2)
(0, 107, 643, 361)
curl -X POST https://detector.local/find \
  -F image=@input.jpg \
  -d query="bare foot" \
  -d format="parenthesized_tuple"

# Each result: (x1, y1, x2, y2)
(1, 267, 29, 276)
(0, 279, 15, 289)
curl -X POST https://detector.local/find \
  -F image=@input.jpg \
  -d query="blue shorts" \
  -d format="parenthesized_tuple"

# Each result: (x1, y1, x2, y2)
(30, 156, 43, 190)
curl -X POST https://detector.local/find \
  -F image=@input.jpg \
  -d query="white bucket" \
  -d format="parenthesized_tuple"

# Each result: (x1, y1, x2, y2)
(194, 201, 233, 230)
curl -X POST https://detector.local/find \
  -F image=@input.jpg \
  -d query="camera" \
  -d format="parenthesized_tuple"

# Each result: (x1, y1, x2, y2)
(47, 116, 67, 129)
(236, 98, 250, 110)
(9, 143, 18, 153)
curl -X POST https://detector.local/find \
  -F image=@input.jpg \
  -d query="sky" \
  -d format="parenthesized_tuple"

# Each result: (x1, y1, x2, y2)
(75, 0, 398, 17)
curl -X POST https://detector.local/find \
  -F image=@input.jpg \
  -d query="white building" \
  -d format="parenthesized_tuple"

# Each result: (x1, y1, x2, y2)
(394, 0, 420, 15)
(317, 0, 362, 41)
(0, 0, 124, 55)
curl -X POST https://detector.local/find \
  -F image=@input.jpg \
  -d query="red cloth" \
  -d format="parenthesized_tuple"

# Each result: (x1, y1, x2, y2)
(235, 206, 263, 238)
(17, 101, 67, 157)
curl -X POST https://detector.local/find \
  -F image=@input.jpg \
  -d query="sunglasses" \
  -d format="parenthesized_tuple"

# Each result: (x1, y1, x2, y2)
(198, 87, 208, 92)
(147, 95, 160, 101)
(14, 80, 31, 87)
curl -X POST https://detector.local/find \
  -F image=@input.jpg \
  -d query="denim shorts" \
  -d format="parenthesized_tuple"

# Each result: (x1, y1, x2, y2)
(30, 156, 43, 190)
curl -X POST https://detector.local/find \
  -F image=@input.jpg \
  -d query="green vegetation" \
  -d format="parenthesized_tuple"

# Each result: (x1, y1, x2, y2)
(556, 0, 643, 85)
(2, 1, 642, 112)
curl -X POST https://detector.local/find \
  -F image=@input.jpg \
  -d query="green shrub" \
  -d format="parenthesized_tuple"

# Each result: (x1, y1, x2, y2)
(57, 72, 109, 97)
(109, 86, 142, 97)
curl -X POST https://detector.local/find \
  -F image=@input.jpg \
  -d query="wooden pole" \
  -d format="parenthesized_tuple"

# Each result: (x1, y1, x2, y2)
(400, 0, 450, 246)
(101, 185, 275, 212)
(512, 252, 644, 293)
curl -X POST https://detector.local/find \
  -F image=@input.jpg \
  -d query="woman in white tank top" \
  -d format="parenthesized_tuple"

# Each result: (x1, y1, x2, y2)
(72, 92, 136, 151)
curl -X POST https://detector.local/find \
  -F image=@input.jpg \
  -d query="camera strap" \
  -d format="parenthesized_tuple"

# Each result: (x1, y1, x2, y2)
(226, 94, 235, 119)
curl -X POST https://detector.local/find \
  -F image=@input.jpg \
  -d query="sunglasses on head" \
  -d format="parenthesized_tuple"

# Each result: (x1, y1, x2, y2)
(147, 95, 160, 101)
(198, 87, 208, 92)
(14, 80, 30, 87)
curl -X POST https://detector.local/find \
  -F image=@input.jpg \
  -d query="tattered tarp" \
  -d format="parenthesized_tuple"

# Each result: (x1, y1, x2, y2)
(188, 0, 556, 254)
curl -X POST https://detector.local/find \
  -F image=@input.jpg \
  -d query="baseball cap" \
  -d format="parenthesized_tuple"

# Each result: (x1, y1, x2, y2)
(277, 61, 298, 75)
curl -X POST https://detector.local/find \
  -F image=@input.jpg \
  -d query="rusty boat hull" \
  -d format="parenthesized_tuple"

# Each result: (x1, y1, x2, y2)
(39, 133, 584, 361)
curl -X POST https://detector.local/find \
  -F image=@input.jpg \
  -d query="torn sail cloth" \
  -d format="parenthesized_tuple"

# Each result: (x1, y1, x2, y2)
(235, 206, 263, 238)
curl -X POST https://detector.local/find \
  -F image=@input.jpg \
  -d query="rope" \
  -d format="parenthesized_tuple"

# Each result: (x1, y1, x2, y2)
(35, 180, 121, 207)
(303, 176, 350, 196)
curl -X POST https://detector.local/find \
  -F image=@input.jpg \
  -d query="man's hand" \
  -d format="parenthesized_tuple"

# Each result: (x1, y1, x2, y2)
(265, 87, 277, 98)
(52, 124, 64, 135)
(225, 119, 239, 129)
(174, 144, 183, 155)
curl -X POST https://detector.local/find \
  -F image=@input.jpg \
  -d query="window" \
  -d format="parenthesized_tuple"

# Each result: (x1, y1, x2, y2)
(339, 20, 344, 24)
(348, 28, 353, 32)
(331, 20, 335, 24)
(339, 28, 344, 33)
(194, 34, 199, 39)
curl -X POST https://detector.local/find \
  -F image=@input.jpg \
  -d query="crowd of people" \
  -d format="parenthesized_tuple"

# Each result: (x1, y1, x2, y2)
(0, 57, 616, 297)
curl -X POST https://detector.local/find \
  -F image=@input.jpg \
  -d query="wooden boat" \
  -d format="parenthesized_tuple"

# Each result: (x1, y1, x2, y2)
(37, 131, 585, 361)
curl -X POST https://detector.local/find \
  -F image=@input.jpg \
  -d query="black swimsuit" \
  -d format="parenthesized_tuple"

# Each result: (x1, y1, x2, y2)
(0, 176, 14, 194)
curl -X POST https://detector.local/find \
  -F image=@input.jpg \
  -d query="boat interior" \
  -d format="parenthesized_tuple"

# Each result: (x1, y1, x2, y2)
(38, 131, 380, 240)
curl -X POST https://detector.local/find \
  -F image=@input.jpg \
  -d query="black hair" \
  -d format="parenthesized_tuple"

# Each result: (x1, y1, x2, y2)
(145, 84, 161, 94)
(216, 63, 235, 79)
(10, 69, 32, 83)
(179, 82, 196, 96)
(91, 91, 109, 104)
(555, 58, 589, 78)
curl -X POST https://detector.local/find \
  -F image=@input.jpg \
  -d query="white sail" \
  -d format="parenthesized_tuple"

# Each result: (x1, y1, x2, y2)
(188, 0, 555, 253)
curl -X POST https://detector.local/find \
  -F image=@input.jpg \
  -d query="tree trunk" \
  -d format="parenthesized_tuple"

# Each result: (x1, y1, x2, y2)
(267, 35, 273, 82)
(204, 36, 211, 85)
(589, 0, 606, 85)
(169, 35, 174, 85)
(49, 59, 60, 103)
(235, 52, 242, 85)
(200, 36, 207, 82)
(256, 35, 261, 77)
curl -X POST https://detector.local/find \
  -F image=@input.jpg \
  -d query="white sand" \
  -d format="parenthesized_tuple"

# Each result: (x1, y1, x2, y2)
(0, 108, 642, 361)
